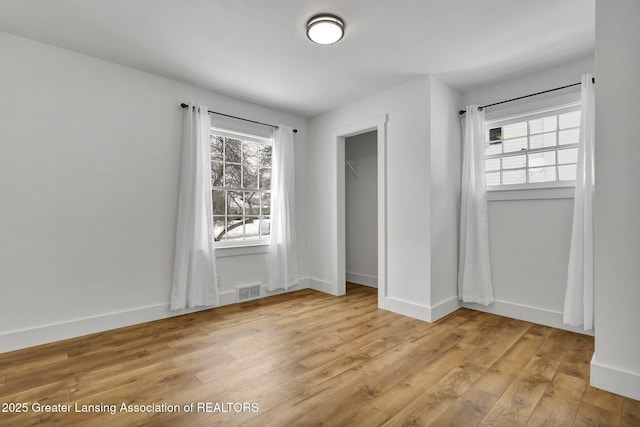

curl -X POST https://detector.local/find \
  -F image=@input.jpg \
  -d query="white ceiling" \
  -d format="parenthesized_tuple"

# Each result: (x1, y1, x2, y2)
(0, 0, 594, 118)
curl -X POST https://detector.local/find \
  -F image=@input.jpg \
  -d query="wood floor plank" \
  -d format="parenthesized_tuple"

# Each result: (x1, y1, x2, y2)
(473, 357, 528, 397)
(621, 398, 640, 427)
(502, 333, 545, 362)
(295, 393, 391, 426)
(0, 352, 69, 377)
(479, 356, 561, 426)
(381, 363, 487, 426)
(0, 283, 632, 427)
(368, 369, 441, 416)
(545, 372, 587, 403)
(559, 349, 592, 380)
(582, 384, 624, 413)
(430, 386, 499, 427)
(525, 394, 580, 426)
(574, 401, 621, 427)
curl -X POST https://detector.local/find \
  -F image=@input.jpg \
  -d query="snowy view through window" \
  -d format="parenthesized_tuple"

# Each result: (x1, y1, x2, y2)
(211, 132, 271, 243)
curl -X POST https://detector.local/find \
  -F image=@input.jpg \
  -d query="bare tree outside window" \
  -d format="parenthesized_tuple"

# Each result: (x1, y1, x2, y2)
(211, 132, 271, 243)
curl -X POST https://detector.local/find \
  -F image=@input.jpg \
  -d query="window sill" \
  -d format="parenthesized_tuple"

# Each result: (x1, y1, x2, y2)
(215, 242, 270, 257)
(487, 183, 575, 201)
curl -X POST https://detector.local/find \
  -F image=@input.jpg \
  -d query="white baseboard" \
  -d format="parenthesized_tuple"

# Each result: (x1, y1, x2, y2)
(346, 272, 378, 288)
(383, 297, 432, 322)
(591, 354, 640, 400)
(462, 299, 594, 336)
(431, 296, 462, 322)
(383, 296, 461, 323)
(303, 277, 336, 295)
(0, 303, 199, 354)
(0, 280, 310, 354)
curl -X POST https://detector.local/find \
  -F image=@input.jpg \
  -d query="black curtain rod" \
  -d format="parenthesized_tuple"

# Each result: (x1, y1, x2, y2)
(458, 77, 595, 115)
(180, 103, 298, 133)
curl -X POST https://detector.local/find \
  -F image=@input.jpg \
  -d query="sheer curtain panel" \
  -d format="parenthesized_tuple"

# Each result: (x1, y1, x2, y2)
(267, 125, 298, 291)
(459, 106, 494, 305)
(564, 74, 595, 330)
(171, 104, 218, 310)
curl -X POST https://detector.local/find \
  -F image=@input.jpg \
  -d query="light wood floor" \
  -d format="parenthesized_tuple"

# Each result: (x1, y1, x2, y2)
(0, 284, 637, 426)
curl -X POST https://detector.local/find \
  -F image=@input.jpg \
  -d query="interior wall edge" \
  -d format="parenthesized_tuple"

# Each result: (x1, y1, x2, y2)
(590, 354, 640, 401)
(382, 295, 459, 323)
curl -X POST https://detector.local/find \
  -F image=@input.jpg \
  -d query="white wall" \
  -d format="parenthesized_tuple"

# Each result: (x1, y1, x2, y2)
(591, 0, 640, 400)
(0, 32, 309, 353)
(308, 76, 432, 317)
(308, 75, 462, 322)
(459, 56, 595, 333)
(429, 77, 462, 315)
(345, 131, 378, 287)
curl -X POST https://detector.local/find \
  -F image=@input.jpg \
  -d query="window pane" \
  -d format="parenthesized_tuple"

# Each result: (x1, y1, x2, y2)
(530, 132, 556, 149)
(559, 111, 581, 129)
(225, 138, 242, 163)
(489, 127, 503, 141)
(262, 192, 271, 215)
(225, 164, 242, 188)
(502, 122, 527, 139)
(213, 190, 225, 215)
(227, 191, 243, 215)
(260, 167, 271, 190)
(502, 154, 526, 170)
(244, 191, 260, 215)
(486, 172, 500, 186)
(528, 150, 556, 168)
(260, 144, 272, 169)
(485, 158, 500, 172)
(243, 142, 259, 189)
(211, 160, 224, 187)
(558, 148, 578, 165)
(529, 166, 557, 183)
(503, 169, 526, 185)
(243, 163, 258, 189)
(211, 135, 224, 161)
(503, 137, 527, 153)
(559, 164, 577, 181)
(242, 142, 258, 188)
(559, 128, 579, 145)
(213, 217, 225, 242)
(260, 217, 271, 238)
(244, 217, 260, 241)
(485, 142, 502, 156)
(226, 217, 244, 241)
(529, 116, 557, 134)
(243, 141, 258, 159)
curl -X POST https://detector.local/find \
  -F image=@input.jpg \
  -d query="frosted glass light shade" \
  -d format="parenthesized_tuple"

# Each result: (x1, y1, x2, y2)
(306, 14, 345, 45)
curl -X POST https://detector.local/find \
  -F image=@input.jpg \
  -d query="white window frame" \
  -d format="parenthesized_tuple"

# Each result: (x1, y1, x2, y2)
(485, 102, 581, 192)
(211, 127, 272, 250)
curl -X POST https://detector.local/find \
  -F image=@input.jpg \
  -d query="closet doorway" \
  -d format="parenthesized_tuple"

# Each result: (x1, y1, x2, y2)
(334, 114, 387, 307)
(345, 131, 378, 291)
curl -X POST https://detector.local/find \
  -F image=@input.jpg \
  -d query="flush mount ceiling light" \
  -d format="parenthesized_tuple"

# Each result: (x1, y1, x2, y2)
(306, 14, 345, 45)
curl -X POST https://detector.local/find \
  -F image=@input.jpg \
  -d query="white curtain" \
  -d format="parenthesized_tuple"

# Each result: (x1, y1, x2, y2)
(267, 125, 298, 291)
(171, 104, 218, 310)
(459, 106, 494, 305)
(564, 74, 595, 330)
